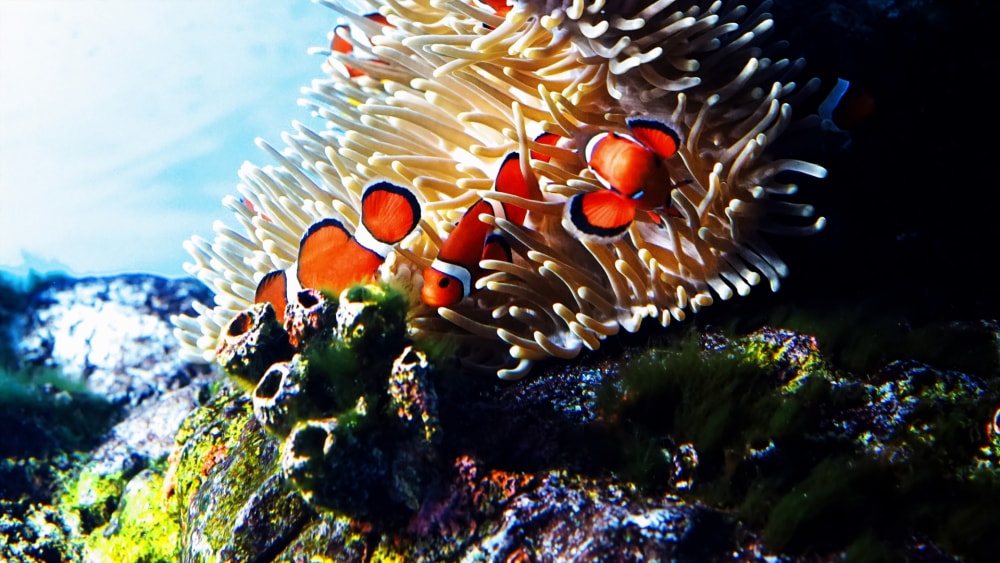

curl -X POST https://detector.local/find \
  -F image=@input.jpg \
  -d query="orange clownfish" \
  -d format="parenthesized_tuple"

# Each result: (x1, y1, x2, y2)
(818, 77, 875, 133)
(328, 12, 391, 78)
(565, 117, 682, 240)
(421, 152, 533, 308)
(255, 180, 420, 322)
(472, 0, 512, 17)
(531, 131, 561, 163)
(239, 196, 272, 223)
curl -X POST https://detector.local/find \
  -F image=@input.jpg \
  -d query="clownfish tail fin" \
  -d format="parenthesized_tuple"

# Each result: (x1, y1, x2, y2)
(626, 117, 681, 160)
(360, 180, 422, 247)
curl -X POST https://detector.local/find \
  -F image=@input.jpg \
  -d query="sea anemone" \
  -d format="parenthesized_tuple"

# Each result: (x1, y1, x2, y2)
(173, 0, 826, 379)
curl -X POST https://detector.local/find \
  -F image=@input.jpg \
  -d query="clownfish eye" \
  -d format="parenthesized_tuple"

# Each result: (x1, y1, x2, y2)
(438, 278, 450, 288)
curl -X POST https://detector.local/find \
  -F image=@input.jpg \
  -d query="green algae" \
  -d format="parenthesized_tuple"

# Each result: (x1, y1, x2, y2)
(0, 365, 117, 456)
(755, 304, 1000, 375)
(167, 382, 311, 561)
(81, 469, 181, 563)
(597, 331, 839, 492)
(57, 465, 126, 535)
(0, 364, 120, 562)
(598, 326, 1000, 560)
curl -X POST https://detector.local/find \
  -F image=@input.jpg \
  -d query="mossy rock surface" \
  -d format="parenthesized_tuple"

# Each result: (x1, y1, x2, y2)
(169, 386, 311, 562)
(150, 318, 997, 561)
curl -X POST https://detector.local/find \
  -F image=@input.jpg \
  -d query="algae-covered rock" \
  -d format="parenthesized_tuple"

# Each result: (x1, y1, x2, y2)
(161, 284, 446, 558)
(153, 291, 999, 561)
(81, 469, 181, 563)
(16, 270, 992, 562)
(595, 326, 1000, 560)
(0, 273, 215, 563)
(167, 384, 310, 562)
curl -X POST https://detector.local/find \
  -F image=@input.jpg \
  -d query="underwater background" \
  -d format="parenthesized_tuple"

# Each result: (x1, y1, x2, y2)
(1, 0, 998, 561)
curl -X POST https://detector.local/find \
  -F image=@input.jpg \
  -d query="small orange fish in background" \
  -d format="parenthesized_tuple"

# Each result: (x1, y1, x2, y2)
(472, 0, 512, 17)
(565, 117, 682, 240)
(422, 151, 535, 308)
(530, 131, 561, 163)
(817, 77, 875, 132)
(255, 180, 420, 321)
(239, 196, 272, 222)
(328, 12, 392, 78)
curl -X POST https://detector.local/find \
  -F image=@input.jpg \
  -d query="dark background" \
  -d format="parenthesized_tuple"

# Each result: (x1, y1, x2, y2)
(745, 0, 1000, 324)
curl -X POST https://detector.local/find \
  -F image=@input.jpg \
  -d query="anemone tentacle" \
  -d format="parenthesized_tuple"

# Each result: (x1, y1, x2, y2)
(173, 0, 826, 378)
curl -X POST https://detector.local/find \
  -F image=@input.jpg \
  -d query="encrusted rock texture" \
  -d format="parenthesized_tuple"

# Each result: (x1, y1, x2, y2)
(158, 276, 1000, 561)
(10, 274, 213, 405)
(3, 0, 1000, 561)
(164, 291, 999, 561)
(0, 274, 216, 562)
(1, 273, 998, 561)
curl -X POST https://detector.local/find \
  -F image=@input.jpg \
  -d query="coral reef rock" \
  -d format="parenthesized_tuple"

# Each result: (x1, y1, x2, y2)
(1, 273, 217, 563)
(11, 273, 213, 406)
(157, 311, 999, 561)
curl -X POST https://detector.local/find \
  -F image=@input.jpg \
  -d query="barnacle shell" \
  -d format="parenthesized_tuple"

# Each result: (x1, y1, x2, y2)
(283, 288, 337, 349)
(280, 416, 341, 506)
(174, 0, 827, 379)
(215, 304, 294, 388)
(252, 356, 321, 436)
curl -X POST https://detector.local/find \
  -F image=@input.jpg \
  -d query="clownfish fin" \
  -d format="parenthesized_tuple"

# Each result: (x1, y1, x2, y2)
(356, 180, 421, 257)
(492, 152, 530, 226)
(643, 205, 683, 228)
(530, 132, 561, 163)
(364, 12, 390, 27)
(564, 189, 637, 240)
(818, 78, 875, 131)
(481, 232, 512, 263)
(297, 218, 384, 296)
(328, 25, 368, 78)
(328, 13, 392, 78)
(644, 210, 665, 228)
(474, 0, 512, 17)
(626, 117, 681, 160)
(330, 24, 353, 55)
(254, 269, 288, 323)
(437, 199, 495, 267)
(239, 196, 272, 222)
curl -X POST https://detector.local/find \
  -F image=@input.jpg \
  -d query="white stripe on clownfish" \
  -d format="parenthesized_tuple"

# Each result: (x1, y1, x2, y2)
(421, 151, 537, 308)
(817, 77, 875, 132)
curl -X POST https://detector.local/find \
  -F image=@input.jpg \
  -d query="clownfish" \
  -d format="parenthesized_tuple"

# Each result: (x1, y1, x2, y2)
(531, 132, 561, 163)
(817, 77, 875, 133)
(255, 180, 420, 322)
(421, 151, 534, 308)
(239, 196, 272, 223)
(564, 117, 682, 240)
(473, 0, 512, 17)
(328, 12, 391, 78)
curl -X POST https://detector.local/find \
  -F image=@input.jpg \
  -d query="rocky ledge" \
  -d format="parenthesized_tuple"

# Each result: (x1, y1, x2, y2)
(9, 274, 212, 406)
(0, 273, 216, 562)
(1, 275, 998, 561)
